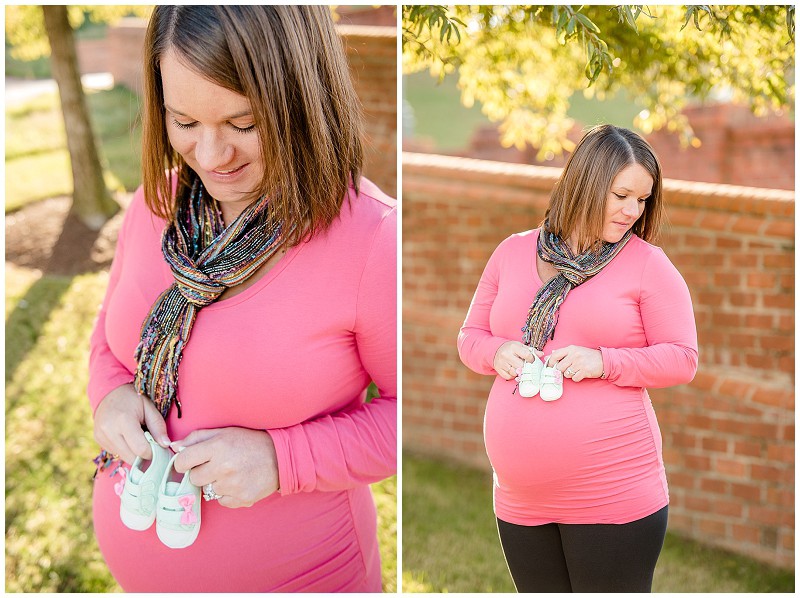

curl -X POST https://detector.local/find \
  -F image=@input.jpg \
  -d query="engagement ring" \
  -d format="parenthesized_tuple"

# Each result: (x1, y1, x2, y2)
(203, 483, 221, 501)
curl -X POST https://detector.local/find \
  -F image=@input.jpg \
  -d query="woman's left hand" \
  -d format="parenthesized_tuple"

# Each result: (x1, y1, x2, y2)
(171, 427, 279, 508)
(546, 345, 603, 383)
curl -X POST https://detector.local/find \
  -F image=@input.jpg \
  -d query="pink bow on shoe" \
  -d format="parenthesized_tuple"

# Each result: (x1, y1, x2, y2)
(178, 495, 197, 524)
(113, 467, 128, 497)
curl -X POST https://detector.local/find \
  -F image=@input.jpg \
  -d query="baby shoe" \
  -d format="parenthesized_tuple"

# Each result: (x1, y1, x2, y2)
(518, 354, 544, 398)
(119, 431, 172, 531)
(156, 452, 202, 549)
(539, 357, 564, 402)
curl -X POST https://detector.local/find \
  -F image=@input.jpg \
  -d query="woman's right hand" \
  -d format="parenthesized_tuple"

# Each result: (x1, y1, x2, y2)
(93, 383, 171, 464)
(493, 341, 543, 381)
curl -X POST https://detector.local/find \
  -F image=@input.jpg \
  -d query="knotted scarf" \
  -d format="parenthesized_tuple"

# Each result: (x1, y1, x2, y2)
(134, 177, 289, 419)
(522, 222, 632, 351)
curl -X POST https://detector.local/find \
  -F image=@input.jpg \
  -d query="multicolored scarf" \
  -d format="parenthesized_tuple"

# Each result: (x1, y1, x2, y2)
(522, 222, 632, 350)
(134, 177, 289, 419)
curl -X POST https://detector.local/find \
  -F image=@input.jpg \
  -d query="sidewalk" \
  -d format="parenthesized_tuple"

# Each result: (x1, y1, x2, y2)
(5, 72, 114, 105)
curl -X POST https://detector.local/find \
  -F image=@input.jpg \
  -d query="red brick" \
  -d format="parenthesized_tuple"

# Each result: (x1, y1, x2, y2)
(729, 254, 758, 268)
(766, 487, 795, 508)
(751, 387, 793, 408)
(700, 477, 728, 494)
(733, 440, 762, 458)
(671, 432, 697, 448)
(699, 518, 727, 536)
(685, 496, 712, 512)
(749, 506, 781, 526)
(714, 500, 744, 517)
(766, 444, 794, 462)
(715, 236, 742, 249)
(698, 212, 733, 230)
(701, 437, 729, 453)
(751, 464, 791, 483)
(685, 234, 712, 248)
(765, 220, 794, 239)
(684, 454, 711, 470)
(763, 293, 794, 310)
(730, 216, 766, 234)
(715, 458, 747, 477)
(732, 524, 760, 543)
(763, 253, 794, 269)
(746, 272, 777, 289)
(731, 483, 761, 501)
(689, 371, 718, 391)
(729, 293, 757, 307)
(713, 273, 742, 288)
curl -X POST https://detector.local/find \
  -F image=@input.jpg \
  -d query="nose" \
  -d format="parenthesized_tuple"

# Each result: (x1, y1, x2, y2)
(621, 197, 640, 217)
(193, 129, 234, 172)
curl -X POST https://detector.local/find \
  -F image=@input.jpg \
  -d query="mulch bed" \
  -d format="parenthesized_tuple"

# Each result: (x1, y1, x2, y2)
(5, 195, 129, 276)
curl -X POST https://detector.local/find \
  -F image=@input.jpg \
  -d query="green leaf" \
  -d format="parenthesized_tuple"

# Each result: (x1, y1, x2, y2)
(573, 11, 601, 33)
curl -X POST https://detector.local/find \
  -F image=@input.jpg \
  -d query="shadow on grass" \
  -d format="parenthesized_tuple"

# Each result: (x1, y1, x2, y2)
(5, 275, 74, 390)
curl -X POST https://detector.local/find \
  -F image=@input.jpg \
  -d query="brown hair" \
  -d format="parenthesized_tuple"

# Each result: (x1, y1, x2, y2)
(141, 6, 364, 246)
(544, 124, 663, 252)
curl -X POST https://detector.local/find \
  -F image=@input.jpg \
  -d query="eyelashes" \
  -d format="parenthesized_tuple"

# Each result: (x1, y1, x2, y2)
(614, 192, 648, 203)
(171, 119, 255, 134)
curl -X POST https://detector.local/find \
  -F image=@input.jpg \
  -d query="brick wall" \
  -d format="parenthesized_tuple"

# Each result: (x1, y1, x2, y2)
(402, 152, 794, 568)
(338, 25, 397, 198)
(100, 20, 397, 197)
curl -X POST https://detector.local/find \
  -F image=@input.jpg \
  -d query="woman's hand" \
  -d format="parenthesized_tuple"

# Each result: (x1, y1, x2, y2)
(171, 428, 280, 509)
(493, 341, 544, 381)
(93, 383, 171, 464)
(546, 345, 603, 382)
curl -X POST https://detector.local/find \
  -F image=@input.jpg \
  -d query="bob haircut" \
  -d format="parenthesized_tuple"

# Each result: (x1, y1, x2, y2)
(544, 124, 663, 252)
(141, 6, 364, 247)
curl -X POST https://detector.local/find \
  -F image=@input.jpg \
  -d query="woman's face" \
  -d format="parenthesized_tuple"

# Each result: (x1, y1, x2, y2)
(161, 49, 264, 223)
(602, 162, 652, 243)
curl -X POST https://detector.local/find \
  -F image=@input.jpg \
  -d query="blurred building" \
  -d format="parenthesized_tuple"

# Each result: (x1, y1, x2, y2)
(414, 103, 795, 191)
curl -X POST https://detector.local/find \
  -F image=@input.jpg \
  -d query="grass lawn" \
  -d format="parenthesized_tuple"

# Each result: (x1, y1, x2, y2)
(404, 70, 643, 152)
(5, 86, 143, 212)
(5, 256, 397, 592)
(402, 454, 794, 593)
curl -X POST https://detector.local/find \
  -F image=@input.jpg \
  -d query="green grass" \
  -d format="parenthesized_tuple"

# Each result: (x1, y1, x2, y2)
(5, 86, 142, 212)
(402, 454, 794, 593)
(404, 71, 643, 152)
(5, 263, 397, 592)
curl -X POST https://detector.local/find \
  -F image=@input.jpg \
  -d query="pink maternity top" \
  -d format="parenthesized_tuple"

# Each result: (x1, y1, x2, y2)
(88, 178, 396, 592)
(458, 229, 697, 526)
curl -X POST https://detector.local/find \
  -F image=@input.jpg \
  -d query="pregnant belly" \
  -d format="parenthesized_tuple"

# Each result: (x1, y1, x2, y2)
(484, 378, 656, 490)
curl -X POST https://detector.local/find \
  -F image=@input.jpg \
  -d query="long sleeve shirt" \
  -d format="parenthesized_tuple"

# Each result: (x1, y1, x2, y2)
(89, 178, 396, 591)
(458, 229, 697, 525)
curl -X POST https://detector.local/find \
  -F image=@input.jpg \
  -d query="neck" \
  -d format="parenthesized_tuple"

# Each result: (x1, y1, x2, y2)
(219, 201, 250, 228)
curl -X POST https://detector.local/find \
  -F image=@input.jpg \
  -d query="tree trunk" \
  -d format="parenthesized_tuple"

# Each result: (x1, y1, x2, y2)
(42, 5, 119, 230)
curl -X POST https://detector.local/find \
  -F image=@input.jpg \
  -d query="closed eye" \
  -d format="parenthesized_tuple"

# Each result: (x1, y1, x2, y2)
(172, 119, 196, 130)
(230, 123, 256, 134)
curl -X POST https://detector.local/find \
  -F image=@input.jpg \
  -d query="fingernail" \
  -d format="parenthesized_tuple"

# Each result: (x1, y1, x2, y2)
(160, 436, 171, 446)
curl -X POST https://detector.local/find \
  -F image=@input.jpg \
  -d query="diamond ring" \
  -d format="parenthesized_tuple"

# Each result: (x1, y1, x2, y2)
(203, 483, 221, 501)
(566, 368, 575, 376)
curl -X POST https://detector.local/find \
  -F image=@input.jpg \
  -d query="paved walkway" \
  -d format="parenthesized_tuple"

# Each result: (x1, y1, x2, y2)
(5, 72, 114, 105)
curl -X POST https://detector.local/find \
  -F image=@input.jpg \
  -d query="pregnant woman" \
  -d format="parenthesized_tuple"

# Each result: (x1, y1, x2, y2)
(458, 124, 697, 592)
(89, 6, 396, 592)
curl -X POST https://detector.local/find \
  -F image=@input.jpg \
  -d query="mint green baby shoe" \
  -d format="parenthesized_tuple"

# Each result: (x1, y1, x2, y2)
(119, 431, 172, 530)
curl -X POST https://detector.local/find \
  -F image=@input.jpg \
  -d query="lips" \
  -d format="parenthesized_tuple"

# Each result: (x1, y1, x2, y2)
(213, 164, 246, 175)
(204, 163, 249, 184)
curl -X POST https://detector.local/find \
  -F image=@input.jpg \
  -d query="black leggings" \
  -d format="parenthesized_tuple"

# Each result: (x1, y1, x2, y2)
(497, 506, 668, 593)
